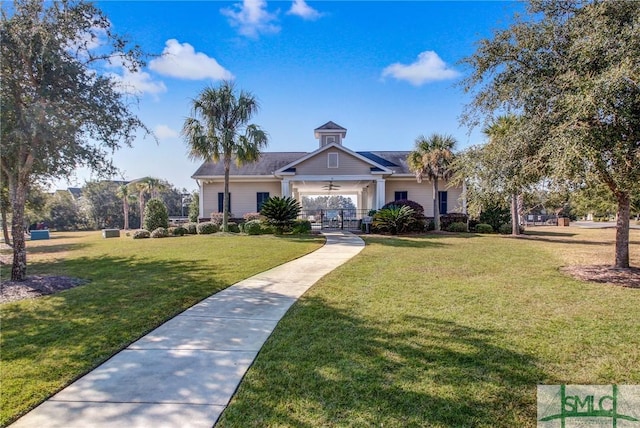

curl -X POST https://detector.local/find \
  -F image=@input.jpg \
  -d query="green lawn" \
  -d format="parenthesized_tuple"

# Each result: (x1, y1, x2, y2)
(217, 228, 640, 427)
(0, 231, 324, 426)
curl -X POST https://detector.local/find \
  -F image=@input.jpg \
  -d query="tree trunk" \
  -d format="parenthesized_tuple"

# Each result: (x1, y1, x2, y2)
(10, 178, 28, 281)
(139, 191, 145, 230)
(223, 157, 231, 232)
(614, 192, 630, 268)
(1, 200, 11, 247)
(511, 193, 520, 235)
(433, 178, 440, 231)
(123, 199, 129, 230)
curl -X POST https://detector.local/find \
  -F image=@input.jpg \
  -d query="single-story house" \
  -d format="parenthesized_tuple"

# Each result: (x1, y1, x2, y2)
(191, 121, 465, 227)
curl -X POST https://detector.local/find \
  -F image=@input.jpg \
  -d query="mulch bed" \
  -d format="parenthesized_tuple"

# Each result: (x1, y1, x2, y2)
(561, 265, 640, 289)
(0, 275, 89, 304)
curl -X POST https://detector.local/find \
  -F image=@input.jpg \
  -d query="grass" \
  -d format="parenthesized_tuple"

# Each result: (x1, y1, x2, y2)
(0, 231, 324, 426)
(216, 227, 640, 427)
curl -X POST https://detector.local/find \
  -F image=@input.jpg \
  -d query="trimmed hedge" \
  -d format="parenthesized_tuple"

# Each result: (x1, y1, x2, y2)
(150, 227, 169, 238)
(185, 222, 197, 235)
(132, 229, 150, 239)
(447, 222, 468, 233)
(291, 219, 312, 234)
(475, 223, 494, 234)
(197, 222, 219, 234)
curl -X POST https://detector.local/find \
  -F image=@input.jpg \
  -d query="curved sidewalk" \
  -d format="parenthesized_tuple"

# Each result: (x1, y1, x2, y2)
(11, 231, 364, 428)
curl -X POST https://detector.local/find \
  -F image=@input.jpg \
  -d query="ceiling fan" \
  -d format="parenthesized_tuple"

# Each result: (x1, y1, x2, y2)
(321, 180, 341, 191)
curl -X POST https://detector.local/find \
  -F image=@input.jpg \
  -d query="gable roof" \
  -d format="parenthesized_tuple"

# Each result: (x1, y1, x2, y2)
(314, 121, 346, 131)
(274, 142, 393, 175)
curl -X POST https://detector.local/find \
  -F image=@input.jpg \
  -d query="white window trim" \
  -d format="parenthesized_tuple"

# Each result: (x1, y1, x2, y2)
(327, 152, 339, 168)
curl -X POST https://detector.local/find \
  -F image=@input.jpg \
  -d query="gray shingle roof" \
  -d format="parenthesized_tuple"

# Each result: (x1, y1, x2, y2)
(314, 121, 346, 131)
(192, 150, 413, 178)
(191, 152, 307, 177)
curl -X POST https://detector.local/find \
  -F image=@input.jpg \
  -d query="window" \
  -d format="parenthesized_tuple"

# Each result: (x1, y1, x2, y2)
(394, 191, 408, 201)
(326, 136, 335, 144)
(438, 191, 448, 215)
(218, 192, 231, 213)
(257, 192, 270, 212)
(328, 152, 339, 168)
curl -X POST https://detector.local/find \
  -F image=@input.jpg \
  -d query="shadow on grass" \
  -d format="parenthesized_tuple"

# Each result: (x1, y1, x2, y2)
(524, 231, 578, 238)
(24, 242, 91, 255)
(219, 297, 546, 427)
(361, 235, 448, 248)
(1, 254, 236, 425)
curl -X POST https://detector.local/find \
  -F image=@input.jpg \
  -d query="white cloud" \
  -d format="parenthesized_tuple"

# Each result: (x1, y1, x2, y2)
(109, 68, 167, 96)
(381, 51, 460, 86)
(221, 0, 280, 38)
(287, 0, 322, 20)
(154, 124, 179, 140)
(149, 39, 234, 81)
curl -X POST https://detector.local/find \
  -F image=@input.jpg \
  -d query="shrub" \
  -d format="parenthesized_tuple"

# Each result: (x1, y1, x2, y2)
(243, 219, 265, 235)
(447, 222, 468, 233)
(197, 222, 219, 234)
(210, 212, 236, 226)
(381, 199, 424, 214)
(260, 196, 302, 234)
(132, 229, 150, 239)
(210, 212, 223, 225)
(184, 222, 197, 234)
(380, 200, 425, 231)
(243, 212, 262, 221)
(144, 198, 169, 231)
(227, 222, 240, 233)
(150, 227, 169, 238)
(291, 219, 312, 234)
(372, 205, 416, 235)
(440, 213, 468, 230)
(499, 223, 525, 235)
(479, 203, 510, 232)
(170, 226, 187, 236)
(475, 223, 494, 234)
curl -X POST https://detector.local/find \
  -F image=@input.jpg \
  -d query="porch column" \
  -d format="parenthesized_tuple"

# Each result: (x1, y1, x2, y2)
(376, 178, 386, 209)
(281, 179, 291, 198)
(198, 180, 204, 218)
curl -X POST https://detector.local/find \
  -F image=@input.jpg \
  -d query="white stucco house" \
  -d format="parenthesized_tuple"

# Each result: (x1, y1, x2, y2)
(191, 121, 465, 228)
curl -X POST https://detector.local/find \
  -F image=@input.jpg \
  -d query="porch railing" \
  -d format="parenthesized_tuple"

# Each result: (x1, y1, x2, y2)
(299, 209, 372, 231)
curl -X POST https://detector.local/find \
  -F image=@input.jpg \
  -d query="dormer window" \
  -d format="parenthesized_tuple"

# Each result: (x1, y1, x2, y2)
(328, 152, 339, 168)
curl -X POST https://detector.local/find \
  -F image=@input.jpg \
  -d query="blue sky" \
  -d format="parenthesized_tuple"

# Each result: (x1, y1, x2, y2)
(57, 0, 522, 192)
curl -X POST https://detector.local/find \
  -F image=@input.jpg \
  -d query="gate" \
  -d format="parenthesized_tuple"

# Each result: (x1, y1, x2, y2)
(299, 209, 369, 231)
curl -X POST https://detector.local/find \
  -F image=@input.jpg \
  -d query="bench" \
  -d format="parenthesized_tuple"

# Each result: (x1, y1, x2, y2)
(30, 230, 50, 240)
(102, 229, 121, 238)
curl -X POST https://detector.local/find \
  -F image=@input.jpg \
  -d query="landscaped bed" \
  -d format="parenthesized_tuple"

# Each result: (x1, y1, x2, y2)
(216, 227, 640, 427)
(0, 231, 324, 426)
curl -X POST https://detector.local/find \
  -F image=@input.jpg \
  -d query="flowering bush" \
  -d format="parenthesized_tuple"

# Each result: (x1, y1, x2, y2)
(132, 229, 150, 239)
(243, 212, 262, 221)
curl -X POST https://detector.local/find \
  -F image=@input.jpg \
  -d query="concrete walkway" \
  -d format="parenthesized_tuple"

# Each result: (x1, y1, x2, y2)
(11, 231, 365, 428)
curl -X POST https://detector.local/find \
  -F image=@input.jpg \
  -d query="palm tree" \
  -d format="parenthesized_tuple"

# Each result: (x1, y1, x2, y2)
(407, 133, 456, 231)
(182, 81, 268, 232)
(128, 177, 153, 229)
(116, 184, 131, 230)
(483, 114, 521, 235)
